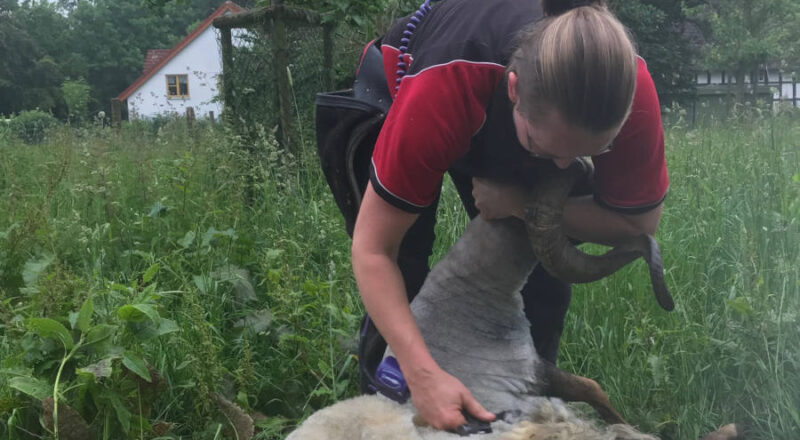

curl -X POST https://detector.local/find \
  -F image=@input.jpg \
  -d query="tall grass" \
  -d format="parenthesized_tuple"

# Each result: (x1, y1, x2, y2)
(555, 113, 800, 439)
(0, 112, 798, 439)
(0, 121, 361, 438)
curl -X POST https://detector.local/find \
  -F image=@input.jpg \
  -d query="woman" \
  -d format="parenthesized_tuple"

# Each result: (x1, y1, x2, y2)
(351, 0, 668, 430)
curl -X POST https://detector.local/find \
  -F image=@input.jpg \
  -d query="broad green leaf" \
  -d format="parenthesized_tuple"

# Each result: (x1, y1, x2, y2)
(178, 230, 196, 248)
(27, 318, 73, 350)
(122, 352, 151, 382)
(85, 324, 117, 345)
(129, 317, 179, 341)
(725, 298, 755, 317)
(67, 311, 79, 329)
(264, 248, 284, 261)
(77, 298, 94, 333)
(22, 253, 55, 288)
(234, 309, 272, 334)
(647, 355, 666, 386)
(0, 223, 19, 241)
(77, 357, 115, 380)
(142, 263, 160, 284)
(108, 392, 131, 433)
(9, 377, 51, 399)
(254, 415, 290, 432)
(793, 172, 800, 183)
(212, 265, 257, 303)
(117, 304, 160, 323)
(193, 274, 213, 294)
(109, 283, 133, 294)
(147, 201, 169, 218)
(155, 318, 179, 336)
(201, 227, 218, 247)
(201, 227, 236, 247)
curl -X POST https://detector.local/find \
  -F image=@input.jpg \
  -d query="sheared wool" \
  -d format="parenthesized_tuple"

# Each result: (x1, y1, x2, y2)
(286, 394, 657, 440)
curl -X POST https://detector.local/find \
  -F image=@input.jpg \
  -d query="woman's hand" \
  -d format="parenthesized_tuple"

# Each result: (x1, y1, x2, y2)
(471, 177, 528, 220)
(407, 365, 495, 431)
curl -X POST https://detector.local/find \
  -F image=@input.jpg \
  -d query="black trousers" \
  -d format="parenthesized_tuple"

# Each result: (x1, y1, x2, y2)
(359, 169, 572, 393)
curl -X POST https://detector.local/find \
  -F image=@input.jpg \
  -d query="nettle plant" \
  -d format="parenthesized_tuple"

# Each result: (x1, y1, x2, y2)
(5, 266, 176, 439)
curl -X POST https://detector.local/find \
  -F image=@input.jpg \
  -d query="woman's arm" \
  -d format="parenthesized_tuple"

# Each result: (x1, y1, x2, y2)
(562, 195, 662, 246)
(351, 183, 494, 430)
(471, 178, 662, 246)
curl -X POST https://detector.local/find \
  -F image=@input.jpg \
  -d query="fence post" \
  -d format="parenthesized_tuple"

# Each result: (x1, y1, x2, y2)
(186, 106, 195, 129)
(111, 98, 122, 133)
(323, 23, 335, 90)
(272, 0, 295, 153)
(220, 27, 235, 124)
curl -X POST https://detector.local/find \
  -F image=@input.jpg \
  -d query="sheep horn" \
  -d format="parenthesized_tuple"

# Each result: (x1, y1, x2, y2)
(523, 159, 674, 311)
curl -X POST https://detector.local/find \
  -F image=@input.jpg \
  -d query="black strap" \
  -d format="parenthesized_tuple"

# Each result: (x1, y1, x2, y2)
(353, 41, 393, 114)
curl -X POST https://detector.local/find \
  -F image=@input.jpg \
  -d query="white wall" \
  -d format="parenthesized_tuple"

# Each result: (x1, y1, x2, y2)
(128, 26, 223, 119)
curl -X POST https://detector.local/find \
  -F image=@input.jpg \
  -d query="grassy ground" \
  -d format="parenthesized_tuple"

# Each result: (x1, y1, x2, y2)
(0, 112, 798, 439)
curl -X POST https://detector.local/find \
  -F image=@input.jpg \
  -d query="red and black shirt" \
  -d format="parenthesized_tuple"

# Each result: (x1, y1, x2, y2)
(370, 0, 668, 214)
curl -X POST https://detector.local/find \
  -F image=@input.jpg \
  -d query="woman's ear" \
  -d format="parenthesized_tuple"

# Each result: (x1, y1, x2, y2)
(507, 71, 518, 105)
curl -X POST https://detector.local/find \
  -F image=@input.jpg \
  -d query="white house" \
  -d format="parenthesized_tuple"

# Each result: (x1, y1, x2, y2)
(117, 1, 244, 119)
(695, 67, 799, 108)
(679, 21, 799, 108)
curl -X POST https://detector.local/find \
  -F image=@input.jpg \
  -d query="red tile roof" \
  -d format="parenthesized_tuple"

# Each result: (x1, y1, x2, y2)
(142, 49, 172, 75)
(117, 1, 245, 101)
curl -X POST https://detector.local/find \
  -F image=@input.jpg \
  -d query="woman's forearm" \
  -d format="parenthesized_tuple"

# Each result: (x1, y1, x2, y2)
(350, 183, 440, 381)
(351, 250, 439, 378)
(561, 195, 662, 246)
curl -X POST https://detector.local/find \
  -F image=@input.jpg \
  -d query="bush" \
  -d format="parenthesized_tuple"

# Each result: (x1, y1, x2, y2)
(0, 117, 11, 141)
(61, 78, 92, 124)
(7, 110, 59, 144)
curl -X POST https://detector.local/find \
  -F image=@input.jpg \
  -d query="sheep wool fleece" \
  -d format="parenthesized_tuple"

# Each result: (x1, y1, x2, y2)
(395, 216, 545, 414)
(285, 394, 656, 440)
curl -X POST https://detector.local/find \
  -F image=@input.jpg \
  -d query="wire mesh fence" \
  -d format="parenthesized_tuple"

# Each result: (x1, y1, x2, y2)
(213, 5, 350, 155)
(225, 29, 332, 131)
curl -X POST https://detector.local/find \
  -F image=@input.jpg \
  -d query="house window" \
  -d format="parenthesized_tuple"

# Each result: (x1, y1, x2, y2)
(166, 74, 189, 98)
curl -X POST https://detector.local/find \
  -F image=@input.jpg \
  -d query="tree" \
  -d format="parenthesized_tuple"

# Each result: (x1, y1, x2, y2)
(0, 1, 66, 116)
(607, 0, 696, 105)
(61, 78, 92, 123)
(685, 0, 800, 102)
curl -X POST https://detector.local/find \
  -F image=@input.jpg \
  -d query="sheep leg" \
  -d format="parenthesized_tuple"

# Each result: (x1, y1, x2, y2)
(541, 361, 626, 425)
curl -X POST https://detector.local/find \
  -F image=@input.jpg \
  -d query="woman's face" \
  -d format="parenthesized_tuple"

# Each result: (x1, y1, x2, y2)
(508, 72, 620, 169)
(511, 106, 618, 169)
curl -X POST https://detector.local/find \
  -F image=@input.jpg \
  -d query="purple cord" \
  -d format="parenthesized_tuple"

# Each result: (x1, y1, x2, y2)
(395, 0, 441, 96)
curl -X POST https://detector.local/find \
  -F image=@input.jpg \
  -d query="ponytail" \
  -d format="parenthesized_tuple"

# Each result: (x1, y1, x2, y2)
(508, 0, 636, 133)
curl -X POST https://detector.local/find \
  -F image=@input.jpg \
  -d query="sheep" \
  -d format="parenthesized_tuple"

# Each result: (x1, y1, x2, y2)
(287, 160, 736, 440)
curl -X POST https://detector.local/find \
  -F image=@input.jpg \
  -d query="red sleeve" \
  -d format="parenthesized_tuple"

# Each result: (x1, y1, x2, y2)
(370, 45, 505, 212)
(592, 57, 669, 213)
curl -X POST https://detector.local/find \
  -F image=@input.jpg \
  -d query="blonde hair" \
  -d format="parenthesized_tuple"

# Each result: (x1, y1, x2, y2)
(508, 0, 637, 133)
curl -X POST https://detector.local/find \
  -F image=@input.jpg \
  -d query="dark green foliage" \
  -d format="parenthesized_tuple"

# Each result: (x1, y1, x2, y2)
(608, 0, 697, 104)
(0, 4, 66, 117)
(62, 79, 93, 124)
